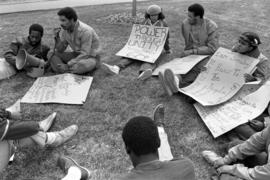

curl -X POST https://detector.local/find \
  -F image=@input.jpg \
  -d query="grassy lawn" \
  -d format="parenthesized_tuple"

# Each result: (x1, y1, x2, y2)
(0, 0, 270, 179)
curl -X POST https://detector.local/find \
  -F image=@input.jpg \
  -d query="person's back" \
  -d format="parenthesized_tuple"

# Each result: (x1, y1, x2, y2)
(118, 158, 195, 180)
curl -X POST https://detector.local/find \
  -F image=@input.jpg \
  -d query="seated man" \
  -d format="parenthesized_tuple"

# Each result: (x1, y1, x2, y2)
(0, 108, 78, 172)
(202, 125, 270, 180)
(3, 24, 50, 76)
(57, 108, 195, 180)
(159, 3, 219, 96)
(50, 7, 101, 74)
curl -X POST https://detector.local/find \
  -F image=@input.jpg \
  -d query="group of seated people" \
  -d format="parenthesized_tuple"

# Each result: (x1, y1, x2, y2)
(1, 2, 270, 180)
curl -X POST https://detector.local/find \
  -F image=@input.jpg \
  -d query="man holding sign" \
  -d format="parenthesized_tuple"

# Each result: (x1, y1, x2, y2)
(102, 5, 170, 81)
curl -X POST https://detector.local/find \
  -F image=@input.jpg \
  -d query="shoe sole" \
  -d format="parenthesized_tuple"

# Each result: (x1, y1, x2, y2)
(42, 112, 57, 132)
(152, 104, 165, 126)
(158, 72, 173, 96)
(138, 70, 152, 81)
(64, 156, 90, 180)
(101, 63, 118, 75)
(164, 69, 179, 93)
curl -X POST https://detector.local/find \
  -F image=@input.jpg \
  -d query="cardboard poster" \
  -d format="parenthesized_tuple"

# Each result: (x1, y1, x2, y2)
(179, 47, 259, 106)
(116, 24, 168, 63)
(21, 73, 93, 104)
(152, 55, 208, 75)
(194, 81, 270, 138)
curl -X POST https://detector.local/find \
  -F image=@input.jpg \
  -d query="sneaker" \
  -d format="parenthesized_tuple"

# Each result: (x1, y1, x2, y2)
(101, 63, 120, 75)
(164, 69, 180, 94)
(153, 104, 165, 126)
(201, 150, 222, 165)
(138, 69, 152, 81)
(39, 112, 57, 132)
(49, 125, 78, 147)
(158, 72, 173, 96)
(57, 155, 90, 180)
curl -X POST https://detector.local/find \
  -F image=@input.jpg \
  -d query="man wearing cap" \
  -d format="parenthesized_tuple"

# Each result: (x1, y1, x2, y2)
(50, 7, 101, 74)
(3, 24, 50, 70)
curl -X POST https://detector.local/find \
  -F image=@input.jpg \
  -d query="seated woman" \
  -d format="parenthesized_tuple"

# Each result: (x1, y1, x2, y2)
(0, 108, 78, 172)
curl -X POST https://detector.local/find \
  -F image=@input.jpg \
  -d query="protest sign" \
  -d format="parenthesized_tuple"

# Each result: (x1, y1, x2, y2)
(179, 47, 259, 106)
(158, 126, 173, 161)
(116, 24, 168, 63)
(21, 73, 93, 104)
(152, 55, 208, 75)
(194, 81, 270, 138)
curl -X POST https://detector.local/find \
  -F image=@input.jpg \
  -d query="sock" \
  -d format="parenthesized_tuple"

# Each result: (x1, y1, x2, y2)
(30, 131, 47, 147)
(62, 166, 82, 180)
(45, 132, 57, 145)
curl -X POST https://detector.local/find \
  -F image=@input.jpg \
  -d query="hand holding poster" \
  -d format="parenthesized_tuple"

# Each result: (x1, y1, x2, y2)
(152, 55, 208, 75)
(116, 24, 168, 63)
(194, 81, 270, 138)
(21, 73, 93, 104)
(179, 47, 259, 106)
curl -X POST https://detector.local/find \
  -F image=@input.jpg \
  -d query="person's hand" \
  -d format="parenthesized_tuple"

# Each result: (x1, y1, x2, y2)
(200, 66, 207, 72)
(249, 119, 265, 131)
(53, 27, 61, 39)
(67, 59, 77, 67)
(244, 73, 255, 82)
(217, 165, 235, 175)
(213, 158, 227, 168)
(180, 50, 192, 58)
(5, 54, 16, 62)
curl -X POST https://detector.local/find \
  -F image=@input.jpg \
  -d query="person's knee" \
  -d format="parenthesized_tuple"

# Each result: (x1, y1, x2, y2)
(72, 58, 97, 74)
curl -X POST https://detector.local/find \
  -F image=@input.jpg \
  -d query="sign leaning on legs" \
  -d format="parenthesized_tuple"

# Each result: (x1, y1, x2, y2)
(116, 24, 168, 63)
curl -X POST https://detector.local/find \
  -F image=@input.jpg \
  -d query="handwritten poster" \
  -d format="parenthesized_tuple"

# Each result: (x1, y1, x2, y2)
(158, 126, 173, 161)
(116, 24, 168, 63)
(194, 81, 270, 138)
(21, 73, 93, 104)
(152, 55, 208, 75)
(179, 47, 259, 106)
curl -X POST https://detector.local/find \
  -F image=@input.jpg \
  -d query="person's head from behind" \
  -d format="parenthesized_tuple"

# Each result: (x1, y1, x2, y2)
(232, 32, 261, 54)
(122, 116, 160, 167)
(187, 3, 204, 25)
(57, 7, 78, 31)
(28, 24, 44, 46)
(145, 5, 165, 23)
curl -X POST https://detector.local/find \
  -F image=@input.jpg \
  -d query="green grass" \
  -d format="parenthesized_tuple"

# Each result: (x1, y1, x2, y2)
(0, 0, 270, 179)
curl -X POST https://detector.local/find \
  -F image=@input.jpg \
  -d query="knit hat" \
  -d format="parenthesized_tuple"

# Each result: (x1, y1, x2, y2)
(29, 24, 44, 37)
(147, 5, 162, 16)
(240, 32, 261, 47)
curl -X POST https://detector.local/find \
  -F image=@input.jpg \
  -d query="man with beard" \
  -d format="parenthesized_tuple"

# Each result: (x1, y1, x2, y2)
(4, 24, 50, 75)
(50, 7, 101, 74)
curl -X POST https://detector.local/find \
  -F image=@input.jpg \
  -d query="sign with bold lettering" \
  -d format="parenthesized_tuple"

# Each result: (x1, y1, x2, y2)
(179, 47, 259, 106)
(194, 81, 270, 138)
(21, 73, 93, 104)
(152, 55, 208, 75)
(116, 24, 168, 63)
